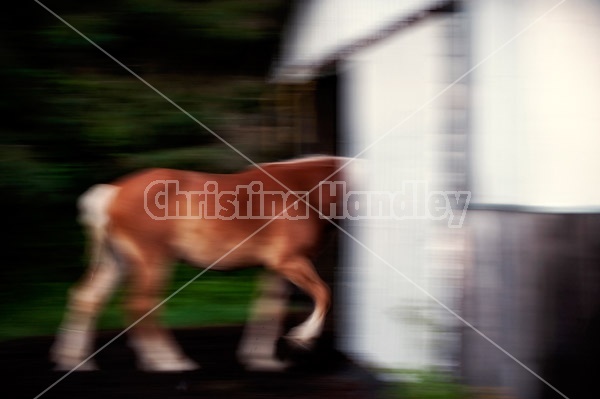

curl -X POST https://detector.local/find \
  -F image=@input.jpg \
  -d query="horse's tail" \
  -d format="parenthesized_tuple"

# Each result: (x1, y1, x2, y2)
(77, 184, 120, 272)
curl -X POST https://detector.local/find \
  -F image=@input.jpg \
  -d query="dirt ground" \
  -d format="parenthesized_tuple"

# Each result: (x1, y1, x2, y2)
(1, 325, 385, 399)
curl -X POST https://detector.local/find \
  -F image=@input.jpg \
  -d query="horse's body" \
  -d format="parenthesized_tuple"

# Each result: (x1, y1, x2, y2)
(51, 155, 352, 371)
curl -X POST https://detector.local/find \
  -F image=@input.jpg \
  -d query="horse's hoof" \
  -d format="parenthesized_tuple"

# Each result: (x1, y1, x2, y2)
(242, 357, 291, 372)
(139, 358, 200, 372)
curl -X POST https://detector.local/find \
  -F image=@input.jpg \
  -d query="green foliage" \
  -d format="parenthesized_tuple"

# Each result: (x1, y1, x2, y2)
(41, 14, 120, 48)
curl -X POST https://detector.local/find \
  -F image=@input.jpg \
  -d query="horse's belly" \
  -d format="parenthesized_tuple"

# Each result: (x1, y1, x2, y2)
(170, 220, 269, 270)
(179, 244, 261, 271)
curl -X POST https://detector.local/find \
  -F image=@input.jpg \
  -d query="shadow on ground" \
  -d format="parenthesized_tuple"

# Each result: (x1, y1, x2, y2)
(1, 325, 384, 399)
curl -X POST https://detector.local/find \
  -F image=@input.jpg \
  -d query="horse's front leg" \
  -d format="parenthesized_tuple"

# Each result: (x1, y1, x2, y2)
(268, 256, 331, 350)
(237, 270, 291, 371)
(123, 242, 198, 372)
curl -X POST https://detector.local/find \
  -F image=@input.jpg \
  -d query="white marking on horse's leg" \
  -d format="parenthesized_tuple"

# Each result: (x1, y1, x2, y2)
(269, 256, 330, 349)
(128, 333, 199, 372)
(237, 271, 291, 371)
(51, 256, 122, 370)
(125, 296, 199, 372)
(51, 317, 98, 371)
(286, 310, 325, 345)
(126, 314, 200, 371)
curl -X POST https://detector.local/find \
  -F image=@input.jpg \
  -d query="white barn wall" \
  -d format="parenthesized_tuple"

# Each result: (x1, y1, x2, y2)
(470, 0, 600, 207)
(338, 15, 463, 371)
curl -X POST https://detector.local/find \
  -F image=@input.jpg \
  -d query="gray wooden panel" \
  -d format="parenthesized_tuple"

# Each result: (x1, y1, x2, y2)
(462, 211, 600, 399)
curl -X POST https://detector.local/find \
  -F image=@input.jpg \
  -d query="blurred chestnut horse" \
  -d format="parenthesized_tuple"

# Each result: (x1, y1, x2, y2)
(51, 155, 353, 371)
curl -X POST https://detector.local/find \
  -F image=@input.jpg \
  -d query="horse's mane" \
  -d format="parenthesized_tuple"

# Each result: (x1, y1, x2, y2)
(242, 154, 338, 170)
(260, 154, 336, 165)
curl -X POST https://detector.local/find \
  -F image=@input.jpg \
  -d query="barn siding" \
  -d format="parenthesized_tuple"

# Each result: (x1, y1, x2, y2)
(462, 211, 600, 398)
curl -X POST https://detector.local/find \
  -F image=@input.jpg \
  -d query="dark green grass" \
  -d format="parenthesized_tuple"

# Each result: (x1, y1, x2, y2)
(0, 263, 259, 342)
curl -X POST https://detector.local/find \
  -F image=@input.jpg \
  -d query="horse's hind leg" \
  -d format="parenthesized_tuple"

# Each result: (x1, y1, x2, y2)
(237, 271, 291, 371)
(121, 240, 198, 372)
(51, 250, 122, 371)
(268, 256, 331, 349)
